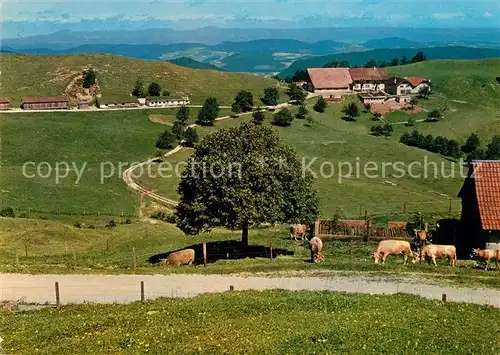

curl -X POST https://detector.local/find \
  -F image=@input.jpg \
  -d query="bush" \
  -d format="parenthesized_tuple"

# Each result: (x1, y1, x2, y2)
(0, 207, 15, 218)
(73, 221, 82, 228)
(272, 108, 294, 127)
(342, 102, 360, 121)
(105, 219, 117, 228)
(88, 225, 96, 229)
(19, 213, 28, 218)
(295, 105, 308, 119)
(405, 117, 415, 126)
(426, 109, 443, 122)
(252, 109, 265, 125)
(125, 218, 132, 224)
(370, 123, 393, 137)
(313, 96, 327, 113)
(150, 210, 176, 223)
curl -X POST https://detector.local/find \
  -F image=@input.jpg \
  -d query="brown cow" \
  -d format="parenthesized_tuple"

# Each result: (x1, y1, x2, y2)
(413, 244, 456, 267)
(290, 224, 308, 241)
(309, 237, 324, 263)
(471, 248, 499, 270)
(164, 249, 195, 266)
(373, 240, 413, 265)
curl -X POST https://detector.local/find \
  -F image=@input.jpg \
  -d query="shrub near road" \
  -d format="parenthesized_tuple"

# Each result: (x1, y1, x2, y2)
(2, 291, 499, 355)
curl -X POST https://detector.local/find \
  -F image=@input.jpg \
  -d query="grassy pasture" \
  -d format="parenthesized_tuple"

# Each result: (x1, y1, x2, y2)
(1, 217, 498, 288)
(2, 290, 499, 354)
(0, 53, 278, 106)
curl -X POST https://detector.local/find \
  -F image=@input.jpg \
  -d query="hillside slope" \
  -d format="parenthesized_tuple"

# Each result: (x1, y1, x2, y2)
(0, 53, 277, 106)
(279, 46, 500, 78)
(167, 57, 225, 71)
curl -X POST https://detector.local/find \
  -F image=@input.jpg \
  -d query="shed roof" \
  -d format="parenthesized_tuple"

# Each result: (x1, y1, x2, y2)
(0, 98, 10, 104)
(471, 161, 500, 230)
(307, 68, 353, 89)
(146, 96, 186, 101)
(349, 67, 388, 81)
(22, 96, 68, 104)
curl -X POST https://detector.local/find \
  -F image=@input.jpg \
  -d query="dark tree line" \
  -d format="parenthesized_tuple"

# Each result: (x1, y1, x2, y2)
(400, 130, 462, 159)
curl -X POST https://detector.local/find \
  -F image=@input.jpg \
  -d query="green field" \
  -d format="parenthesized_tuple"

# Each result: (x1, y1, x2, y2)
(0, 53, 279, 106)
(2, 217, 498, 288)
(2, 290, 499, 354)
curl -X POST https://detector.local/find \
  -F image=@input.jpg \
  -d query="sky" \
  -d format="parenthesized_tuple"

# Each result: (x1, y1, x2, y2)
(2, 0, 499, 37)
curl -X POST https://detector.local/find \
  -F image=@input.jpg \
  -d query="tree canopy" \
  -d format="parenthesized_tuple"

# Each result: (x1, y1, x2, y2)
(313, 96, 327, 113)
(252, 108, 265, 125)
(181, 127, 199, 148)
(272, 108, 294, 127)
(232, 90, 254, 113)
(82, 67, 96, 89)
(155, 129, 176, 150)
(176, 106, 190, 125)
(261, 87, 279, 106)
(286, 83, 307, 104)
(461, 133, 480, 154)
(132, 78, 147, 98)
(175, 122, 318, 244)
(342, 102, 360, 121)
(148, 82, 162, 97)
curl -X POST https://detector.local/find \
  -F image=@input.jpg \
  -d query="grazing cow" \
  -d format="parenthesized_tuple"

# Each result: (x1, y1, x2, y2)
(309, 236, 324, 263)
(164, 249, 195, 266)
(471, 248, 499, 270)
(290, 224, 308, 241)
(413, 244, 456, 267)
(372, 240, 413, 265)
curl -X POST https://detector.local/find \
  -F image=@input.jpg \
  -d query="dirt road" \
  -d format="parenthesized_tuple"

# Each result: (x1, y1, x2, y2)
(1, 273, 499, 307)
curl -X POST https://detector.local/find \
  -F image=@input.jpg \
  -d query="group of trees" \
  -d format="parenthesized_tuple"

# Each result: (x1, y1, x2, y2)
(400, 130, 461, 159)
(370, 123, 394, 137)
(82, 67, 97, 89)
(156, 105, 198, 150)
(461, 133, 500, 160)
(132, 78, 170, 98)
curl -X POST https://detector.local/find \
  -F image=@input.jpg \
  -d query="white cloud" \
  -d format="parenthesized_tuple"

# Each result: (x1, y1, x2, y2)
(431, 12, 464, 20)
(483, 11, 494, 18)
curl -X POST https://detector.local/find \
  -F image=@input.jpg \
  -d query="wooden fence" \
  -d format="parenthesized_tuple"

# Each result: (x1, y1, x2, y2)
(314, 219, 412, 242)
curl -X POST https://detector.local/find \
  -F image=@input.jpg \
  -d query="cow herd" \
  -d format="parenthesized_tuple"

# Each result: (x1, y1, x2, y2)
(294, 224, 500, 269)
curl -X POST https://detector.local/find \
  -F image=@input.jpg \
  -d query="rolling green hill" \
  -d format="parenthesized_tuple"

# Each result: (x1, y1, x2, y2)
(0, 53, 277, 106)
(279, 46, 500, 78)
(167, 57, 225, 71)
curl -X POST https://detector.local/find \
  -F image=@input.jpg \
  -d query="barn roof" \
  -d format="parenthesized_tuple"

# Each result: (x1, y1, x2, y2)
(307, 68, 353, 89)
(406, 77, 429, 87)
(471, 161, 500, 230)
(22, 96, 68, 104)
(349, 67, 388, 81)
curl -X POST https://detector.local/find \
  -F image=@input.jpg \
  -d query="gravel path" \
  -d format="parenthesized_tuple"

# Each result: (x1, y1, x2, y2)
(2, 273, 499, 307)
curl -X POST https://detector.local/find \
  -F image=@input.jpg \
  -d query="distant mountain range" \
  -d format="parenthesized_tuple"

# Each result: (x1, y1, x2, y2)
(167, 57, 225, 71)
(4, 27, 500, 50)
(279, 46, 500, 78)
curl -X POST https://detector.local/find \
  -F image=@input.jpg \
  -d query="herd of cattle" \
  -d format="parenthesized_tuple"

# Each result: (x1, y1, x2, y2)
(290, 224, 500, 269)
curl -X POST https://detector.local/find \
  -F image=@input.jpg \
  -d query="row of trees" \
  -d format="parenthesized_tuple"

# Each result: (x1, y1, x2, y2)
(461, 134, 500, 160)
(132, 78, 170, 98)
(400, 130, 461, 158)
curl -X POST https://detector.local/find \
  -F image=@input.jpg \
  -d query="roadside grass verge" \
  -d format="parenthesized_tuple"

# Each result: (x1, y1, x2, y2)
(2, 290, 499, 354)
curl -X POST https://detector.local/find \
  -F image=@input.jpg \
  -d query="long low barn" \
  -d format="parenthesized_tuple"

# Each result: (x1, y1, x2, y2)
(21, 96, 69, 110)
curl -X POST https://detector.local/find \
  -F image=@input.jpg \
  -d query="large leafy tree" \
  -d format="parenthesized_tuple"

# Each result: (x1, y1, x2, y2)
(156, 129, 176, 149)
(82, 67, 96, 88)
(461, 133, 480, 154)
(175, 122, 318, 244)
(272, 108, 294, 127)
(262, 87, 279, 106)
(232, 90, 254, 113)
(197, 97, 219, 126)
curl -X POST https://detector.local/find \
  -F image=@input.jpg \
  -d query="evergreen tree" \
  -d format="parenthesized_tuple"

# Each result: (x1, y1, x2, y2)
(252, 108, 265, 125)
(232, 90, 254, 113)
(197, 97, 219, 126)
(342, 102, 360, 121)
(286, 83, 306, 104)
(296, 105, 308, 119)
(313, 96, 327, 113)
(176, 106, 190, 125)
(148, 82, 162, 97)
(172, 121, 184, 140)
(461, 133, 480, 154)
(485, 136, 500, 159)
(182, 127, 199, 147)
(156, 129, 176, 149)
(132, 78, 146, 98)
(82, 67, 96, 88)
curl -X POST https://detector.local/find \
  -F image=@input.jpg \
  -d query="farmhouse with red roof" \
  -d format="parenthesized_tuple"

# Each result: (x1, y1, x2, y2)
(306, 68, 353, 100)
(458, 161, 500, 256)
(385, 77, 431, 96)
(349, 67, 389, 92)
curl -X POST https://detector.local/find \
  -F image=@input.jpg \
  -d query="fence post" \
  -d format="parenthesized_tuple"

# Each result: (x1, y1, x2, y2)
(349, 238, 353, 268)
(403, 200, 407, 213)
(106, 239, 109, 252)
(448, 199, 452, 213)
(133, 247, 137, 269)
(314, 220, 320, 238)
(203, 242, 207, 267)
(25, 244, 28, 257)
(359, 203, 362, 216)
(55, 282, 60, 308)
(140, 281, 145, 302)
(442, 293, 446, 302)
(15, 251, 19, 265)
(269, 240, 273, 260)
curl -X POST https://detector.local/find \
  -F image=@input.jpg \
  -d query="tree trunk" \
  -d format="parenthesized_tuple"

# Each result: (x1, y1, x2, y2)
(242, 225, 249, 245)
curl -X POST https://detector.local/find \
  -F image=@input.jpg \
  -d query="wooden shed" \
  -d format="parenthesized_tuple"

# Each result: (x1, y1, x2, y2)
(21, 96, 69, 110)
(0, 98, 10, 110)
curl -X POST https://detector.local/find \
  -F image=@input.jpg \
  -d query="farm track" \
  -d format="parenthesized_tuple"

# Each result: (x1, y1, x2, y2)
(122, 102, 293, 207)
(2, 272, 499, 307)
